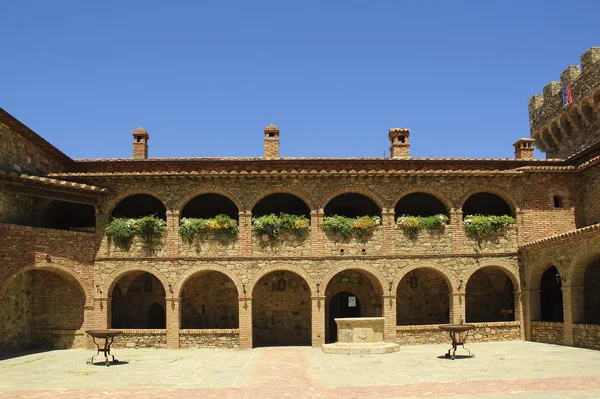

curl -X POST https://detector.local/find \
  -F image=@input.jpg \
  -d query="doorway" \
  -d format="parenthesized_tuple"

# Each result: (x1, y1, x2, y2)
(327, 292, 361, 343)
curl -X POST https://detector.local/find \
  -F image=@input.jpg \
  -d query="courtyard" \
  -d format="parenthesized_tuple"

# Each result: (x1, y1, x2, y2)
(1, 341, 599, 398)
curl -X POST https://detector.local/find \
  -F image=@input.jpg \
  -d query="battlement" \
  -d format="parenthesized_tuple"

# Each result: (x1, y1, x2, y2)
(528, 47, 600, 158)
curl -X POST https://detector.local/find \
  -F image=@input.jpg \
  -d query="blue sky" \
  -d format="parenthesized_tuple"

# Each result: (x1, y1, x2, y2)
(1, 1, 599, 160)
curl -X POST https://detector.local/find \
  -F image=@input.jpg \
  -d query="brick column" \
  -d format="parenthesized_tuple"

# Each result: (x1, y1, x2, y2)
(166, 297, 180, 349)
(83, 304, 96, 349)
(381, 210, 396, 255)
(562, 285, 582, 346)
(525, 289, 541, 341)
(449, 210, 464, 253)
(515, 209, 525, 246)
(311, 295, 326, 347)
(238, 212, 252, 256)
(166, 211, 180, 257)
(310, 210, 324, 256)
(382, 294, 397, 343)
(238, 296, 253, 349)
(450, 291, 466, 324)
(514, 290, 525, 340)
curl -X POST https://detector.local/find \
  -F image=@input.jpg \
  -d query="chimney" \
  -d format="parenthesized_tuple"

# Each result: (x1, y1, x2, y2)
(132, 128, 149, 159)
(264, 124, 280, 158)
(513, 138, 535, 160)
(388, 128, 410, 158)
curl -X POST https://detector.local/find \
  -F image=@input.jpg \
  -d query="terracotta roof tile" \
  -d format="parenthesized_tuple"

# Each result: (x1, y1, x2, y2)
(0, 170, 109, 193)
(520, 223, 600, 249)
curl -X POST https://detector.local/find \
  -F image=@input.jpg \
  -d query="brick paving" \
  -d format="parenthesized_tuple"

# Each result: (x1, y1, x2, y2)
(1, 342, 600, 398)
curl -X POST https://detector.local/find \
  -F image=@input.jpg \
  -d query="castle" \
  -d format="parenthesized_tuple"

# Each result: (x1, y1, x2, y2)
(0, 47, 599, 352)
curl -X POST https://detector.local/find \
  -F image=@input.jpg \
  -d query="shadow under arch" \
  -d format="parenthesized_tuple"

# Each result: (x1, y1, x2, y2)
(173, 265, 244, 299)
(175, 187, 244, 215)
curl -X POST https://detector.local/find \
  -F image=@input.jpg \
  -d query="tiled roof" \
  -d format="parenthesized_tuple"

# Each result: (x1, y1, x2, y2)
(0, 170, 109, 193)
(520, 223, 600, 250)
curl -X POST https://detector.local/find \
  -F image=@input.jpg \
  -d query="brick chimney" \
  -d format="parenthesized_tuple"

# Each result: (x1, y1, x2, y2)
(513, 138, 535, 160)
(388, 128, 410, 158)
(132, 128, 149, 159)
(264, 124, 280, 158)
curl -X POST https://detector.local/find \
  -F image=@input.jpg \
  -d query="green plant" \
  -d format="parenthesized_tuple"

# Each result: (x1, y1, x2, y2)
(179, 214, 238, 241)
(463, 214, 516, 240)
(252, 213, 310, 239)
(105, 215, 166, 247)
(397, 214, 448, 237)
(322, 215, 381, 238)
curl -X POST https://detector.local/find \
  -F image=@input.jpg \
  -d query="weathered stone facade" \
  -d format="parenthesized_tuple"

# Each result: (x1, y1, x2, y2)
(1, 47, 600, 353)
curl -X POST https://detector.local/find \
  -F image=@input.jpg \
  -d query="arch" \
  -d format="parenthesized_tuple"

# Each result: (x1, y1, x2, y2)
(175, 187, 244, 214)
(391, 263, 457, 294)
(392, 187, 454, 215)
(105, 187, 170, 216)
(246, 186, 315, 212)
(567, 244, 600, 288)
(320, 264, 386, 295)
(526, 254, 566, 290)
(465, 265, 516, 323)
(539, 265, 564, 322)
(101, 265, 170, 297)
(324, 282, 369, 314)
(462, 260, 521, 292)
(247, 265, 317, 296)
(458, 187, 519, 216)
(319, 186, 386, 212)
(41, 200, 96, 231)
(0, 263, 92, 305)
(173, 265, 244, 299)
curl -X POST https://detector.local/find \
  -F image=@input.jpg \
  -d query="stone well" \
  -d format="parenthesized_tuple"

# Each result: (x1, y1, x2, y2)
(322, 317, 400, 355)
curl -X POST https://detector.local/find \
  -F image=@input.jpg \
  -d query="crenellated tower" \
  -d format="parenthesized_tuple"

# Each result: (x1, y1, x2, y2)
(528, 47, 600, 159)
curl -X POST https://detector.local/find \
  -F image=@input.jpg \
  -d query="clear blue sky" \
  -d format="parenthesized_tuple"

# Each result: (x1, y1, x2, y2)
(2, 1, 599, 160)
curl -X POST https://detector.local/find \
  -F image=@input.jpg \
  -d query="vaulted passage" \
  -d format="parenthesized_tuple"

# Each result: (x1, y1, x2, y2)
(325, 269, 383, 343)
(584, 257, 600, 325)
(112, 194, 166, 220)
(466, 267, 514, 323)
(111, 272, 166, 329)
(181, 271, 239, 329)
(324, 193, 380, 217)
(394, 193, 448, 217)
(181, 194, 239, 220)
(396, 268, 450, 325)
(252, 193, 310, 217)
(41, 200, 96, 231)
(462, 193, 513, 217)
(252, 271, 311, 346)
(540, 266, 563, 322)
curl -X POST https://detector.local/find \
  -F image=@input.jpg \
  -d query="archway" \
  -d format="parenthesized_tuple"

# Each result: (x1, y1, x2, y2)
(181, 194, 239, 220)
(112, 194, 166, 220)
(394, 193, 449, 218)
(324, 268, 383, 343)
(540, 266, 563, 322)
(252, 193, 310, 218)
(110, 272, 166, 328)
(41, 200, 96, 232)
(327, 292, 361, 343)
(323, 193, 381, 218)
(462, 193, 513, 217)
(252, 271, 311, 346)
(466, 267, 515, 322)
(181, 271, 239, 329)
(396, 268, 450, 325)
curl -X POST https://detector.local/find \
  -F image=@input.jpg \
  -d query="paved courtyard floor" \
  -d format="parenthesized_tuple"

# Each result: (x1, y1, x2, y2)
(1, 341, 599, 398)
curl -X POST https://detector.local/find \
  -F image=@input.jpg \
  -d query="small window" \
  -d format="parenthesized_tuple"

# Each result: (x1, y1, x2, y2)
(268, 133, 275, 138)
(137, 136, 143, 143)
(553, 195, 565, 208)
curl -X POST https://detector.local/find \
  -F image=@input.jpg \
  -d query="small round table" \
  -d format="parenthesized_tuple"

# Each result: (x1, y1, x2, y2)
(85, 330, 122, 367)
(439, 324, 475, 360)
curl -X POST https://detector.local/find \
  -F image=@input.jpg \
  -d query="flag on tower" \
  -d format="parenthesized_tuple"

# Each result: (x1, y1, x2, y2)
(562, 83, 573, 107)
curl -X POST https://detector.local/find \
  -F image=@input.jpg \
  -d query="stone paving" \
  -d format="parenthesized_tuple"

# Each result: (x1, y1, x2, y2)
(0, 341, 599, 398)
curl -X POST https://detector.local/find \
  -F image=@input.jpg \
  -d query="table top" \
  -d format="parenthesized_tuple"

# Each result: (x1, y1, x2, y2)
(85, 330, 123, 338)
(438, 324, 475, 333)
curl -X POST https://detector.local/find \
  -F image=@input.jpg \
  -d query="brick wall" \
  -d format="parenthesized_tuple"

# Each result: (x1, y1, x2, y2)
(582, 165, 600, 227)
(0, 192, 41, 226)
(0, 273, 31, 352)
(179, 329, 239, 349)
(111, 329, 167, 348)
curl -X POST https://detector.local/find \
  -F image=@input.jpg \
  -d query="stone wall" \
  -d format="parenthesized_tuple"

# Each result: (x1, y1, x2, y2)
(179, 329, 239, 349)
(111, 330, 167, 348)
(0, 192, 41, 226)
(111, 273, 166, 328)
(324, 228, 383, 256)
(179, 233, 238, 257)
(30, 329, 86, 349)
(396, 227, 452, 254)
(252, 231, 312, 256)
(31, 271, 85, 330)
(396, 325, 448, 345)
(463, 226, 518, 254)
(573, 324, 600, 351)
(469, 322, 521, 342)
(99, 235, 166, 258)
(396, 322, 521, 345)
(530, 321, 565, 345)
(0, 273, 31, 352)
(582, 165, 600, 227)
(466, 267, 515, 323)
(397, 269, 449, 325)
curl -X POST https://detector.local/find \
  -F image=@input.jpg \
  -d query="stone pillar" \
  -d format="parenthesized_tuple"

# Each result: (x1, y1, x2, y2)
(238, 297, 253, 349)
(381, 210, 396, 255)
(450, 291, 466, 324)
(514, 290, 525, 340)
(525, 289, 541, 341)
(310, 210, 324, 256)
(562, 285, 581, 346)
(166, 211, 180, 257)
(311, 295, 326, 347)
(449, 210, 464, 253)
(238, 211, 252, 256)
(166, 297, 180, 349)
(382, 294, 397, 343)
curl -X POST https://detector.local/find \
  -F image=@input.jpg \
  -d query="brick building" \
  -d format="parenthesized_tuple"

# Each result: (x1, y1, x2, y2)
(1, 47, 599, 352)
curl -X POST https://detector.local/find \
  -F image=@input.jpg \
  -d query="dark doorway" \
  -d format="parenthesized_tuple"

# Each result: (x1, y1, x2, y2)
(148, 303, 166, 328)
(327, 292, 361, 343)
(540, 266, 563, 322)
